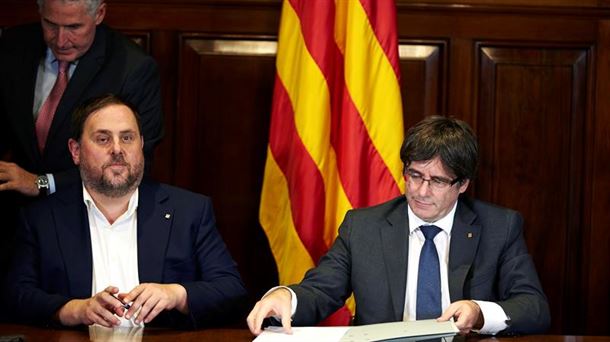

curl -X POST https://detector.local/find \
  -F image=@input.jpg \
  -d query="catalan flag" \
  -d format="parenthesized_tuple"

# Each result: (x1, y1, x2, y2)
(260, 0, 404, 325)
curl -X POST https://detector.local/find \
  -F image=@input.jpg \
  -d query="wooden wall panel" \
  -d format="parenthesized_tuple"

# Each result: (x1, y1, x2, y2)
(398, 41, 447, 129)
(175, 36, 279, 302)
(475, 45, 591, 333)
(589, 20, 610, 334)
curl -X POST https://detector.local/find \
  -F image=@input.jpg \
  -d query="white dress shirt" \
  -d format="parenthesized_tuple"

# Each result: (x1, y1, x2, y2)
(84, 186, 142, 327)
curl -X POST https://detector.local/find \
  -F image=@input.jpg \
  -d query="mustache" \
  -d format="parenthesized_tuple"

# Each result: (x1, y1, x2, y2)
(102, 154, 129, 168)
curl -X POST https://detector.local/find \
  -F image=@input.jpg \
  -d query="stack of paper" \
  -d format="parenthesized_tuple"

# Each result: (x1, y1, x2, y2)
(254, 319, 458, 342)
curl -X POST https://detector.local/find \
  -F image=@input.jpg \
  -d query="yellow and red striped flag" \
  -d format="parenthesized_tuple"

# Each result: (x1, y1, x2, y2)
(260, 0, 404, 325)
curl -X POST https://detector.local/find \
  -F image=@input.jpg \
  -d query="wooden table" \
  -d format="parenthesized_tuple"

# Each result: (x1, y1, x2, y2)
(1, 324, 610, 341)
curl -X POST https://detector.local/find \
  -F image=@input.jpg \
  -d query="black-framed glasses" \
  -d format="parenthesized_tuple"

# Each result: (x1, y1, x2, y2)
(405, 169, 461, 191)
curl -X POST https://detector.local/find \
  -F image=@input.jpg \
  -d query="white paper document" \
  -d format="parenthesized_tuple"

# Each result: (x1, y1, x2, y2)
(253, 326, 350, 342)
(253, 320, 458, 342)
(340, 320, 458, 341)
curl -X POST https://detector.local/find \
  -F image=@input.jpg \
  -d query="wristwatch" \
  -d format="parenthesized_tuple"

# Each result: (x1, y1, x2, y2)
(36, 174, 50, 194)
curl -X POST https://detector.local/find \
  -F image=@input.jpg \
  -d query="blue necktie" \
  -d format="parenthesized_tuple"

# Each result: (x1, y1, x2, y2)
(416, 225, 442, 320)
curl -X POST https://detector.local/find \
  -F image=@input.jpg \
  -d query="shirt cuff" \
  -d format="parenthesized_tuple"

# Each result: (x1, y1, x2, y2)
(47, 173, 56, 194)
(472, 300, 509, 335)
(263, 285, 297, 317)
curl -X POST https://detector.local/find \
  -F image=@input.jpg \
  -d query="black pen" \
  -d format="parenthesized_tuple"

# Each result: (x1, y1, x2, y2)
(114, 295, 131, 310)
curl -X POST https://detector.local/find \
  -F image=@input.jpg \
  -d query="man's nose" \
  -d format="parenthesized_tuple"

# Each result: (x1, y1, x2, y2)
(111, 138, 123, 153)
(56, 27, 69, 47)
(417, 180, 432, 196)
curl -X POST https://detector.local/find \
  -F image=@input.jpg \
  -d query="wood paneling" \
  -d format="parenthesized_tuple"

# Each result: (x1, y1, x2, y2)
(588, 20, 610, 334)
(398, 41, 447, 129)
(475, 45, 591, 333)
(176, 36, 278, 301)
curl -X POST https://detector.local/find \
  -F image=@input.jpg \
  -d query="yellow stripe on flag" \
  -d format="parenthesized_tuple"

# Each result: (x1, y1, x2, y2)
(276, 1, 353, 248)
(260, 149, 315, 284)
(342, 0, 405, 190)
(276, 1, 329, 168)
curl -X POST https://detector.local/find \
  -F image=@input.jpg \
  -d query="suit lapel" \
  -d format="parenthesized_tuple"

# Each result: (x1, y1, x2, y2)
(448, 198, 481, 302)
(137, 183, 173, 283)
(53, 186, 93, 299)
(380, 199, 410, 321)
(47, 25, 107, 149)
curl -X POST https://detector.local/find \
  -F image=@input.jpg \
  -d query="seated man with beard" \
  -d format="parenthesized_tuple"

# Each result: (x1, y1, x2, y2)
(4, 94, 247, 329)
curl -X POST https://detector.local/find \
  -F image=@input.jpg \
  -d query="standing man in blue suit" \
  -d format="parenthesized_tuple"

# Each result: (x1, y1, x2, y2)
(0, 0, 163, 195)
(5, 94, 246, 328)
(248, 116, 550, 335)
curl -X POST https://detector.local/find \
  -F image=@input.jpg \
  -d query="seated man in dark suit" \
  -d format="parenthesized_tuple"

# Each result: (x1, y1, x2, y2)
(0, 0, 164, 312)
(247, 116, 550, 335)
(5, 94, 246, 329)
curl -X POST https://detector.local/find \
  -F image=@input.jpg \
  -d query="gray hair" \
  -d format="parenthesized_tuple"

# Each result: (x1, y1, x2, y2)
(37, 0, 102, 17)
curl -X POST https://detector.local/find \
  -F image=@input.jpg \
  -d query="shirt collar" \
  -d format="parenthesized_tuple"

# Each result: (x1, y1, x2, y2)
(44, 48, 78, 70)
(407, 199, 458, 235)
(82, 184, 139, 223)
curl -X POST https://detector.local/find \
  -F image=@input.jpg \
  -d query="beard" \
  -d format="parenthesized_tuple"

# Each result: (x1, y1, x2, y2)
(80, 153, 144, 198)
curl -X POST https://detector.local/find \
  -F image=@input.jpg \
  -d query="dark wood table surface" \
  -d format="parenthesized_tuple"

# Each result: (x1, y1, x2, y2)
(2, 324, 610, 341)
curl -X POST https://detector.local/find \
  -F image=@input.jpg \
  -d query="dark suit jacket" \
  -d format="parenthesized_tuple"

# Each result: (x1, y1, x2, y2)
(290, 195, 550, 334)
(0, 23, 163, 189)
(4, 182, 247, 329)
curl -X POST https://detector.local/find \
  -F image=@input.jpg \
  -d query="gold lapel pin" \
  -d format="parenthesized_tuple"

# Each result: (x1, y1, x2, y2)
(165, 213, 171, 219)
(467, 232, 473, 238)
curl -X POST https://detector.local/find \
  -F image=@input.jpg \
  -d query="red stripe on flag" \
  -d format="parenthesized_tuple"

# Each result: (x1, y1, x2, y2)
(268, 75, 327, 264)
(335, 97, 402, 208)
(289, 0, 401, 208)
(359, 0, 401, 79)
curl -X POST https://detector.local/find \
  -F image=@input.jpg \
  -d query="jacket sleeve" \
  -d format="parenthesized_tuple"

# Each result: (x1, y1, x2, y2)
(4, 209, 71, 325)
(176, 197, 247, 328)
(289, 211, 354, 326)
(495, 212, 551, 334)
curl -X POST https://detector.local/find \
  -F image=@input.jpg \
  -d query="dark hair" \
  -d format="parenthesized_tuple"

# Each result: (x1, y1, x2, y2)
(71, 94, 141, 140)
(400, 115, 478, 182)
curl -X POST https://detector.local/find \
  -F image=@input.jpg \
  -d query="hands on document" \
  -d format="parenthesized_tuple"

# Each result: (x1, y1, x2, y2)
(438, 300, 483, 334)
(247, 290, 482, 337)
(247, 288, 293, 335)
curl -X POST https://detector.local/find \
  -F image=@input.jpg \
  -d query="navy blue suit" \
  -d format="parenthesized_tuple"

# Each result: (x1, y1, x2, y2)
(5, 182, 247, 328)
(0, 24, 164, 307)
(290, 195, 550, 334)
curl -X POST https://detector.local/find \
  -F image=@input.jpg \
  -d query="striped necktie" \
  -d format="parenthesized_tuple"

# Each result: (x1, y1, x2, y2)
(36, 60, 69, 153)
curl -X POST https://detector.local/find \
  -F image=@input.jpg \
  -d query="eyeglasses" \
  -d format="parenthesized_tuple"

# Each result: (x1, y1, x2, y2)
(405, 169, 460, 191)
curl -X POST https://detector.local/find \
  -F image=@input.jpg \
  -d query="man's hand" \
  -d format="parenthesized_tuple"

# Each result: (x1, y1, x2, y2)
(438, 300, 484, 334)
(0, 161, 39, 196)
(246, 287, 293, 336)
(118, 283, 188, 325)
(56, 286, 126, 327)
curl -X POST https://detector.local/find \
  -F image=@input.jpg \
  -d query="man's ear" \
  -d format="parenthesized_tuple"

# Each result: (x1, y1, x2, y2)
(94, 2, 106, 25)
(68, 138, 81, 165)
(458, 179, 470, 194)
